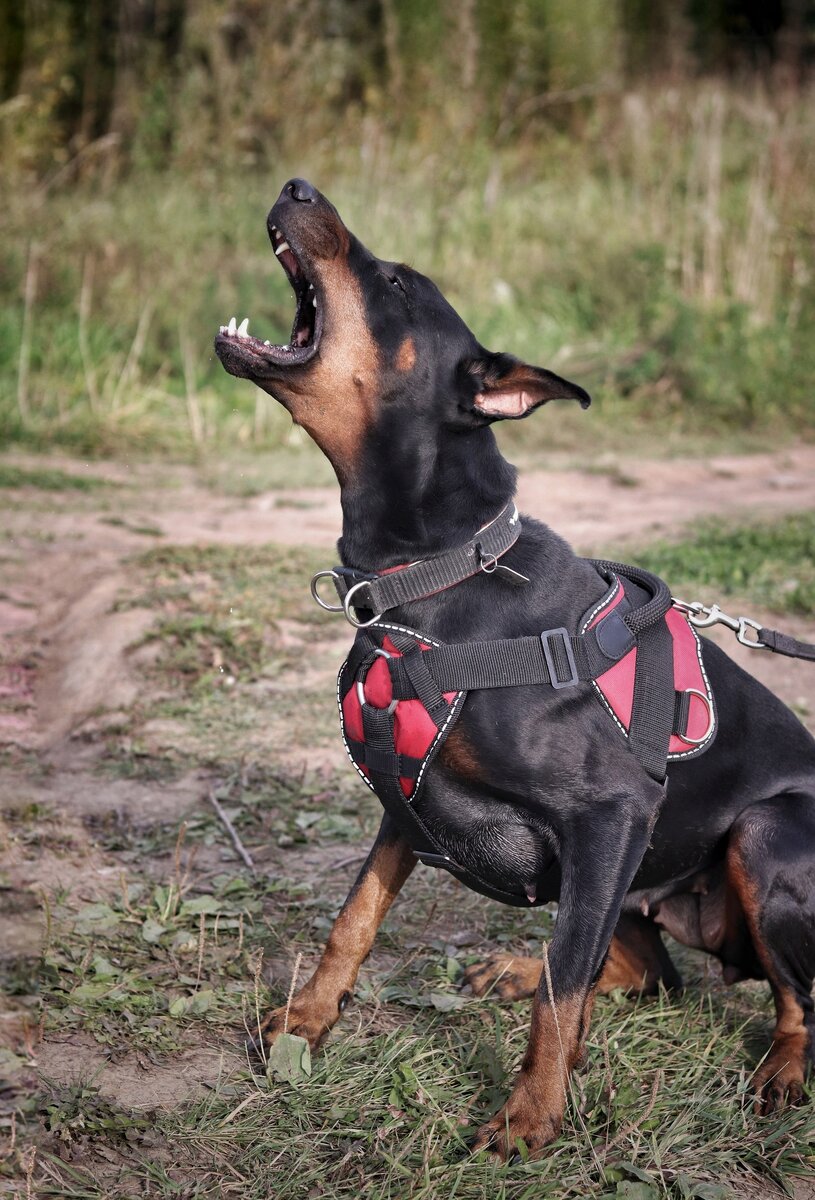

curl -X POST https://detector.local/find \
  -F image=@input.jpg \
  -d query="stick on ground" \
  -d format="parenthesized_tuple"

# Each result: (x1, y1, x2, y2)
(207, 788, 257, 875)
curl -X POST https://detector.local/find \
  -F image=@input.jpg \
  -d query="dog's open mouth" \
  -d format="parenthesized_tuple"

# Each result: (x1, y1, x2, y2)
(215, 221, 322, 373)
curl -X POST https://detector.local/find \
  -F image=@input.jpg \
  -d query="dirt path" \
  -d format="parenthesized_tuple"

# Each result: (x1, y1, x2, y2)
(2, 444, 813, 750)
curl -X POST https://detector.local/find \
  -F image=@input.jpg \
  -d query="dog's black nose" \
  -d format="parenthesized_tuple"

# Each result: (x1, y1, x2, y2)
(284, 178, 319, 203)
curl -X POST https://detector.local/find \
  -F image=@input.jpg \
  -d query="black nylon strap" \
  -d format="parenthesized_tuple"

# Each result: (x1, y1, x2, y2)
(383, 620, 628, 696)
(758, 628, 815, 661)
(627, 618, 676, 782)
(333, 502, 521, 615)
(673, 690, 691, 739)
(344, 737, 423, 779)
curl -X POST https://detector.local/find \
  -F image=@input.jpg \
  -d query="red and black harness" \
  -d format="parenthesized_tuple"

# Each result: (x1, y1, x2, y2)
(311, 503, 719, 906)
(315, 502, 814, 906)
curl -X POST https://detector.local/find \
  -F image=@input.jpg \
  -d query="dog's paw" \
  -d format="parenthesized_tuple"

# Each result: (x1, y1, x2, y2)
(255, 989, 353, 1055)
(470, 1082, 561, 1161)
(462, 954, 541, 1001)
(753, 1037, 809, 1114)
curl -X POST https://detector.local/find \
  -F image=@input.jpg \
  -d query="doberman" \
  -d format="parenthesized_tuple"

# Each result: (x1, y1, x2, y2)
(215, 178, 815, 1159)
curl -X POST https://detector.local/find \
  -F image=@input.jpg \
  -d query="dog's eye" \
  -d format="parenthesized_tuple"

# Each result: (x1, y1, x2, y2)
(389, 275, 406, 294)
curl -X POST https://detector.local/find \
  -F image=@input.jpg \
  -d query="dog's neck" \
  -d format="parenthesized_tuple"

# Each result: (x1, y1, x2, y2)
(337, 425, 516, 571)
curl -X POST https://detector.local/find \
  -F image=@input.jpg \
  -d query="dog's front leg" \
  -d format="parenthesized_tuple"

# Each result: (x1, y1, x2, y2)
(258, 815, 415, 1053)
(471, 797, 656, 1160)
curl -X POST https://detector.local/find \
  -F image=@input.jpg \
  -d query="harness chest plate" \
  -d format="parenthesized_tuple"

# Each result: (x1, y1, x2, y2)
(336, 566, 716, 906)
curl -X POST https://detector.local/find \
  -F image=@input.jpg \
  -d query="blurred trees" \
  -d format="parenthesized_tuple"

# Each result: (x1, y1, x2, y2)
(1, 0, 813, 173)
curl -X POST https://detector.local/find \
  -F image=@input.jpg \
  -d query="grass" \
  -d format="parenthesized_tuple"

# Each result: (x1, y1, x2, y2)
(2, 81, 815, 460)
(3, 486, 814, 1197)
(630, 512, 815, 617)
(0, 464, 115, 491)
(13, 791, 815, 1200)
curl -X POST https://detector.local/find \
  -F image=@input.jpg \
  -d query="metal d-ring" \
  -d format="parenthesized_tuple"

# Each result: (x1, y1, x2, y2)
(342, 579, 384, 628)
(310, 569, 345, 612)
(677, 688, 715, 746)
(356, 648, 398, 713)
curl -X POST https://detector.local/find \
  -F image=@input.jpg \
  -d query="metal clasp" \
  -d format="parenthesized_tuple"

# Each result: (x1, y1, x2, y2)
(343, 579, 384, 629)
(310, 569, 345, 612)
(677, 687, 715, 746)
(356, 648, 397, 713)
(672, 599, 768, 650)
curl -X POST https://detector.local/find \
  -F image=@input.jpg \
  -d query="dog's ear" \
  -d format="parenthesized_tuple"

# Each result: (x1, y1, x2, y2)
(461, 352, 590, 419)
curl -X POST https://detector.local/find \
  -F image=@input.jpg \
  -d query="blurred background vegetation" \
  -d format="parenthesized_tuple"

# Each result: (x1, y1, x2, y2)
(1, 0, 814, 459)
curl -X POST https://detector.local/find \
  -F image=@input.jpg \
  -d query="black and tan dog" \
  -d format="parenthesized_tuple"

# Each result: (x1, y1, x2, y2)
(215, 178, 815, 1158)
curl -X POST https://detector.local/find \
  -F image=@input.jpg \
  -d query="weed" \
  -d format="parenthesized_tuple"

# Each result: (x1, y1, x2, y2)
(631, 512, 815, 617)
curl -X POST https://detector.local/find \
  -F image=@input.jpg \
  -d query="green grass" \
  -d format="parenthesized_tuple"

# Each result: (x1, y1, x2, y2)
(125, 542, 336, 687)
(0, 463, 115, 490)
(17, 799, 815, 1199)
(2, 81, 814, 460)
(631, 512, 815, 617)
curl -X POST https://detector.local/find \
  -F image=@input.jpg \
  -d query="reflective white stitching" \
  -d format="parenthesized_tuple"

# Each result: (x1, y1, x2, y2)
(336, 622, 465, 802)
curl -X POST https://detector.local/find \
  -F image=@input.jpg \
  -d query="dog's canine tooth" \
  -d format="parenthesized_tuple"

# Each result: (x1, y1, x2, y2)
(312, 297, 317, 307)
(227, 316, 237, 336)
(274, 240, 290, 256)
(237, 317, 249, 337)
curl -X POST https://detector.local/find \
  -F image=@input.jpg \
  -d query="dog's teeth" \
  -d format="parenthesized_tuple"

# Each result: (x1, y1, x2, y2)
(274, 240, 290, 256)
(219, 325, 226, 334)
(227, 317, 237, 336)
(237, 317, 249, 337)
(312, 297, 317, 307)
(264, 340, 271, 346)
(308, 283, 314, 291)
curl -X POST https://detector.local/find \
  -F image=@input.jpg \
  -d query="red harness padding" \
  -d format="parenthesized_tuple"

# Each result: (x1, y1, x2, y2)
(338, 573, 716, 809)
(582, 576, 715, 759)
(340, 630, 464, 798)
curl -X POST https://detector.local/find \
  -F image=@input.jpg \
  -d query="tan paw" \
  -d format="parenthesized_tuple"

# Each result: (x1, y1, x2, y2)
(470, 1081, 561, 1161)
(753, 1037, 808, 1114)
(463, 954, 542, 1001)
(259, 988, 352, 1053)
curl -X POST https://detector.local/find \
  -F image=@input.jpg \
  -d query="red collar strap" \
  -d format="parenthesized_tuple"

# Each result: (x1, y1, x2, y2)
(311, 501, 526, 628)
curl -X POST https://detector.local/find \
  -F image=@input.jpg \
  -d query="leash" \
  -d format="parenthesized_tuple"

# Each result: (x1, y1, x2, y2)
(672, 599, 815, 662)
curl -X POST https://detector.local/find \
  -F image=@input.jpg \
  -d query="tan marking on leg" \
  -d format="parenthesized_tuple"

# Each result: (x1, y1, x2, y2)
(261, 835, 415, 1050)
(597, 931, 660, 995)
(727, 833, 809, 1112)
(395, 336, 416, 372)
(463, 953, 542, 1000)
(472, 990, 590, 1158)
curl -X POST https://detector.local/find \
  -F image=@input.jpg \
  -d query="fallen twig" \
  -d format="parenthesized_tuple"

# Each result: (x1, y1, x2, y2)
(207, 788, 256, 874)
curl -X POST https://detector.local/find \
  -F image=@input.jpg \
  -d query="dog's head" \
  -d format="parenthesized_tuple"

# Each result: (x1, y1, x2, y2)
(215, 179, 589, 484)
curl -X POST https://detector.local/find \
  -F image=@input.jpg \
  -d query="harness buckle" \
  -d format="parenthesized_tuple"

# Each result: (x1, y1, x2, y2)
(356, 648, 398, 714)
(540, 627, 579, 689)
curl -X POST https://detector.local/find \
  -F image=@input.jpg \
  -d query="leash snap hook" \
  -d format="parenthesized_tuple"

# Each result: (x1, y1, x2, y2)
(736, 615, 768, 650)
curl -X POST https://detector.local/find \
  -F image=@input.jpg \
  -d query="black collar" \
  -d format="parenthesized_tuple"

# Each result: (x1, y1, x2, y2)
(311, 501, 527, 627)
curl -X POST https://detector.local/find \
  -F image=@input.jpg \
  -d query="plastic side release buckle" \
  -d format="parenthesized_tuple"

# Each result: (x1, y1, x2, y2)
(540, 627, 579, 689)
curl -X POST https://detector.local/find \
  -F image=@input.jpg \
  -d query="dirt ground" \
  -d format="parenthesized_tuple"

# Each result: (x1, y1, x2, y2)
(1, 444, 814, 1196)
